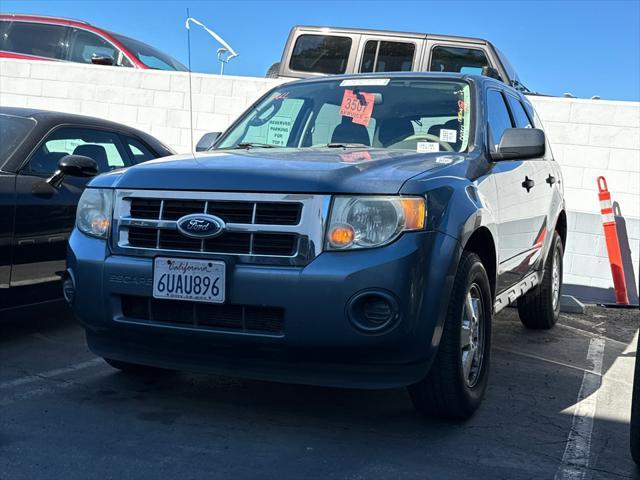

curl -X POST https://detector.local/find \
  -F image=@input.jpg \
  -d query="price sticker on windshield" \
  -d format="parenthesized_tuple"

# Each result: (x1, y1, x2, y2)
(340, 89, 375, 126)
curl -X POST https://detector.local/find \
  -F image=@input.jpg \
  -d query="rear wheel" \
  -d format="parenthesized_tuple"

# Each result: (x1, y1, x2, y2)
(517, 232, 563, 330)
(408, 251, 492, 420)
(631, 334, 640, 464)
(103, 358, 169, 375)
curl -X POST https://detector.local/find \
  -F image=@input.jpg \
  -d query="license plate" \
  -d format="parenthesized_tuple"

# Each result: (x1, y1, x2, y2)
(153, 257, 225, 303)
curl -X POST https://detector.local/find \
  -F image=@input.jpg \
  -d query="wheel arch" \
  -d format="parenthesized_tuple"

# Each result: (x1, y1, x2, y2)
(555, 209, 567, 249)
(461, 226, 497, 301)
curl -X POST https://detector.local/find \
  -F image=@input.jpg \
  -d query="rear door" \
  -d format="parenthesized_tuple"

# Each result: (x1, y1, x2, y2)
(10, 126, 131, 290)
(486, 88, 538, 292)
(355, 35, 423, 73)
(1, 20, 70, 60)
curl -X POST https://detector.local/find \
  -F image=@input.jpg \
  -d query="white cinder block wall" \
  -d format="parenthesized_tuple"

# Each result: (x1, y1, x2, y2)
(1, 59, 638, 304)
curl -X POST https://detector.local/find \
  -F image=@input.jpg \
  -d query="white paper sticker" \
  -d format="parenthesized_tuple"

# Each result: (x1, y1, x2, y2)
(340, 78, 390, 87)
(417, 141, 439, 153)
(440, 129, 457, 143)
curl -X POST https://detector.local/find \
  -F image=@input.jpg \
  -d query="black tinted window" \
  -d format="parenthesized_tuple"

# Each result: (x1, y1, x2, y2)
(0, 20, 9, 50)
(360, 40, 415, 73)
(68, 29, 118, 64)
(506, 96, 532, 128)
(430, 46, 490, 76)
(122, 136, 157, 163)
(4, 22, 68, 59)
(28, 127, 130, 174)
(486, 90, 513, 150)
(289, 35, 352, 74)
(0, 114, 36, 164)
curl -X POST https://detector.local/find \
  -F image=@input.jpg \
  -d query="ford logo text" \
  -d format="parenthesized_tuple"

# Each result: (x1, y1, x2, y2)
(176, 214, 225, 239)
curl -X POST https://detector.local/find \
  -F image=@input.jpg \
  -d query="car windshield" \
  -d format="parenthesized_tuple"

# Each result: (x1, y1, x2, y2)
(0, 114, 36, 164)
(111, 33, 188, 71)
(216, 77, 473, 153)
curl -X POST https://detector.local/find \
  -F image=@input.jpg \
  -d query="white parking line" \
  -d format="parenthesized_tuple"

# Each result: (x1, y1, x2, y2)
(554, 336, 606, 480)
(0, 358, 103, 390)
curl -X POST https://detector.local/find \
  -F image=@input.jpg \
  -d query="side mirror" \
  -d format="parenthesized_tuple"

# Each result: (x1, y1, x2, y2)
(90, 54, 115, 66)
(481, 66, 502, 81)
(196, 132, 221, 152)
(47, 155, 98, 187)
(491, 128, 546, 161)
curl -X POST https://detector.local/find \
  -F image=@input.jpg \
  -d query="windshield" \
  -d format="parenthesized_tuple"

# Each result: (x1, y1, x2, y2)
(0, 114, 36, 165)
(112, 33, 188, 71)
(217, 78, 473, 153)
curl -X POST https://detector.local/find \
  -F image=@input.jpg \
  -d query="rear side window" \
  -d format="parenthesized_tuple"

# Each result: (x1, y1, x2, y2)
(4, 21, 68, 59)
(27, 127, 130, 174)
(360, 40, 415, 73)
(0, 114, 36, 164)
(289, 35, 352, 74)
(430, 46, 490, 75)
(68, 28, 118, 64)
(506, 96, 532, 128)
(0, 20, 10, 50)
(486, 90, 513, 150)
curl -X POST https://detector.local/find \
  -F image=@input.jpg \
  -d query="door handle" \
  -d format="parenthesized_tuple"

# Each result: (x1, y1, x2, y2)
(546, 174, 556, 186)
(521, 176, 535, 192)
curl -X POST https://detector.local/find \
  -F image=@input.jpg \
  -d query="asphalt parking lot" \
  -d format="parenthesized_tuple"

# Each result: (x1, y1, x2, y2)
(1, 303, 638, 480)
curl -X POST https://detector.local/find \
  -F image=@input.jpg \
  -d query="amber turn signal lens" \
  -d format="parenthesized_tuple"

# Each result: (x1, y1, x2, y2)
(329, 224, 355, 248)
(400, 198, 426, 230)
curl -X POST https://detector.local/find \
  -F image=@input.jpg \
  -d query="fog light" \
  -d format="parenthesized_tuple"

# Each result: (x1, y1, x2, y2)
(347, 290, 400, 333)
(62, 271, 76, 304)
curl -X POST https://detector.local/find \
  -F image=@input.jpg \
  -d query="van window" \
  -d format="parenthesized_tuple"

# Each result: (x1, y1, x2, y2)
(0, 20, 9, 50)
(289, 35, 352, 74)
(430, 46, 490, 75)
(360, 40, 415, 73)
(3, 21, 68, 59)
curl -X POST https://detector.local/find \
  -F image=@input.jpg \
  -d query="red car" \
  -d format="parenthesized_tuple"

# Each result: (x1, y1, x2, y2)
(0, 13, 187, 71)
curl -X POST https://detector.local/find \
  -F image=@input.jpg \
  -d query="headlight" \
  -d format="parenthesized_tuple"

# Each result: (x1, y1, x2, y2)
(76, 188, 113, 239)
(326, 196, 426, 250)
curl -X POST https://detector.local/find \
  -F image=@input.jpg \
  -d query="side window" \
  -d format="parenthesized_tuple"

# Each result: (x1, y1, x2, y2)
(506, 96, 532, 128)
(27, 127, 130, 174)
(430, 46, 490, 75)
(360, 40, 415, 73)
(0, 21, 10, 50)
(4, 22, 68, 59)
(122, 136, 158, 163)
(289, 35, 352, 74)
(486, 90, 514, 150)
(68, 29, 119, 64)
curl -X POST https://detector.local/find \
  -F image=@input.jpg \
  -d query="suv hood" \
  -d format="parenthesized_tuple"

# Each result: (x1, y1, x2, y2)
(98, 148, 466, 194)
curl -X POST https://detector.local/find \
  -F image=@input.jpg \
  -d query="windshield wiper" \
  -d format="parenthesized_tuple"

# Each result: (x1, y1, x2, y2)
(236, 142, 277, 149)
(325, 143, 370, 148)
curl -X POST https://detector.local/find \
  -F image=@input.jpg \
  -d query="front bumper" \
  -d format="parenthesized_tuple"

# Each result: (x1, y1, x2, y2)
(68, 229, 461, 388)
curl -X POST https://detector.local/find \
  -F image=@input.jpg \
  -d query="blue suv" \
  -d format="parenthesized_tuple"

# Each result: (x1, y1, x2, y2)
(67, 73, 566, 419)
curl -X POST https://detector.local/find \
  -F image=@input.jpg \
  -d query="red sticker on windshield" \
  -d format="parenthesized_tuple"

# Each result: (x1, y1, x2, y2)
(340, 89, 375, 126)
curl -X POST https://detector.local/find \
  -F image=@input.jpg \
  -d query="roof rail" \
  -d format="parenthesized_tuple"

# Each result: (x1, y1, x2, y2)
(0, 13, 90, 25)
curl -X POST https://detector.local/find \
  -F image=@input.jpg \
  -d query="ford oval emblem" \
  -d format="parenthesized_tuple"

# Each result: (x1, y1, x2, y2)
(176, 213, 225, 239)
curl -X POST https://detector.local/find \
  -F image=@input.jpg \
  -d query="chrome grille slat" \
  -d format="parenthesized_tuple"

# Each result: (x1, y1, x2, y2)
(112, 190, 330, 266)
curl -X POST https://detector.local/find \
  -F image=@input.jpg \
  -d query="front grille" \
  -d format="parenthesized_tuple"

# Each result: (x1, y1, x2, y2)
(113, 191, 327, 265)
(121, 295, 284, 334)
(129, 198, 302, 225)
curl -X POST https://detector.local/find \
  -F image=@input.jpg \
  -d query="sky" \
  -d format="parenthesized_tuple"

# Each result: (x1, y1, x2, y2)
(2, 0, 640, 101)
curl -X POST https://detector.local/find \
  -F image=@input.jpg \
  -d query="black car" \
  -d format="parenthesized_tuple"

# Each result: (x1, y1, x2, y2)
(632, 332, 639, 463)
(0, 107, 174, 312)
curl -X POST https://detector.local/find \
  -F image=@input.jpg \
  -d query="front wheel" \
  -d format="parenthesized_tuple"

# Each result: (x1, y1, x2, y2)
(408, 251, 492, 420)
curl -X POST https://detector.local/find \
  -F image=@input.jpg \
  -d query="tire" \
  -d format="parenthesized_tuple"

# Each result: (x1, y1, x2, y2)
(103, 358, 169, 375)
(408, 251, 492, 420)
(631, 333, 640, 464)
(266, 62, 280, 78)
(517, 231, 563, 330)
